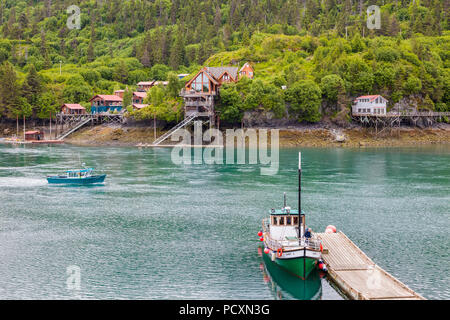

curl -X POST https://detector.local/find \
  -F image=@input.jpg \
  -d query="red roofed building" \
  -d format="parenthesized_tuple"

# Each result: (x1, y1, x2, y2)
(352, 95, 388, 115)
(25, 130, 44, 141)
(239, 62, 254, 79)
(61, 103, 86, 115)
(114, 90, 125, 99)
(89, 95, 123, 114)
(137, 81, 156, 92)
(133, 92, 147, 104)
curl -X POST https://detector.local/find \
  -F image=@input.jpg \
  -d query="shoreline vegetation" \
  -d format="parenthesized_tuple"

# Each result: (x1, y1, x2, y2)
(0, 2, 448, 131)
(55, 123, 450, 148)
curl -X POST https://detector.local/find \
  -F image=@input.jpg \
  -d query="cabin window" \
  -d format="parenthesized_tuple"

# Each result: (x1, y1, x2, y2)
(279, 217, 284, 226)
(293, 216, 298, 225)
(286, 217, 291, 225)
(272, 216, 277, 225)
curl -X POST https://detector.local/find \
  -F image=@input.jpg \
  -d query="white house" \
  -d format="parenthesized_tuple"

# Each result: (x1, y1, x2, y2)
(352, 95, 388, 115)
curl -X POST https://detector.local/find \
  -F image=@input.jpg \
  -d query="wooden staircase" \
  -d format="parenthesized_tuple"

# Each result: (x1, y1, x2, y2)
(152, 113, 198, 146)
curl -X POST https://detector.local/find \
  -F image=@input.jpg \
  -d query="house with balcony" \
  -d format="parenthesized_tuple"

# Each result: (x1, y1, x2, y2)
(89, 95, 123, 114)
(180, 66, 241, 126)
(352, 95, 388, 115)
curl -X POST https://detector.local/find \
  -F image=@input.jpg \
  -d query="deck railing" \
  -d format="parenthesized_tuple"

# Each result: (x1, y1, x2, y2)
(262, 218, 322, 251)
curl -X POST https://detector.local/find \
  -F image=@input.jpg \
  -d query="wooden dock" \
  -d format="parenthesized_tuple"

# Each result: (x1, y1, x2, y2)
(315, 232, 425, 300)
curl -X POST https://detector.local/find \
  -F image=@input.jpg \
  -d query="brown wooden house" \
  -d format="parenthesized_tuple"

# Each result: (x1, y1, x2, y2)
(61, 104, 86, 115)
(239, 62, 254, 79)
(137, 81, 156, 92)
(180, 66, 240, 125)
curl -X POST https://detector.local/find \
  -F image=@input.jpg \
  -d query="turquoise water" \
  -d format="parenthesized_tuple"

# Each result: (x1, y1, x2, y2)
(0, 144, 448, 299)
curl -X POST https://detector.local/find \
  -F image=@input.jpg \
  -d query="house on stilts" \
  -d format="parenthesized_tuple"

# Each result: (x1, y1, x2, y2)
(151, 63, 254, 146)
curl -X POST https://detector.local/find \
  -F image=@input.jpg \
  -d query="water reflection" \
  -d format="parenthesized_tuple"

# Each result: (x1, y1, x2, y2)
(260, 247, 322, 300)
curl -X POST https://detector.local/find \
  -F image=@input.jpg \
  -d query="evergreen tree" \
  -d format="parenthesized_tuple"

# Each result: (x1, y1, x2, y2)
(0, 61, 21, 118)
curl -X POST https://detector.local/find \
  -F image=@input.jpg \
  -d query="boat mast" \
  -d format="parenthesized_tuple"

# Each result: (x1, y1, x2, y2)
(298, 152, 302, 237)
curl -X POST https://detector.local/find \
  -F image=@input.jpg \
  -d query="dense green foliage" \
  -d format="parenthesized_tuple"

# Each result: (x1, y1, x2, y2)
(0, 0, 448, 123)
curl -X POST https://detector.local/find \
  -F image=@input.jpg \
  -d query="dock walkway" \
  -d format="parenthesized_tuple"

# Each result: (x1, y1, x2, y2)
(315, 232, 425, 300)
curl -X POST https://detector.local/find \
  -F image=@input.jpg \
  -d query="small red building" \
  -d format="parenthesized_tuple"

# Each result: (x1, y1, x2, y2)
(114, 90, 125, 99)
(61, 104, 86, 115)
(137, 81, 156, 92)
(239, 62, 254, 79)
(133, 92, 147, 104)
(25, 130, 44, 141)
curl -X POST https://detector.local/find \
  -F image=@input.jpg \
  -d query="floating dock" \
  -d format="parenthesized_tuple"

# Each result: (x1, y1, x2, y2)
(31, 140, 65, 144)
(316, 232, 425, 300)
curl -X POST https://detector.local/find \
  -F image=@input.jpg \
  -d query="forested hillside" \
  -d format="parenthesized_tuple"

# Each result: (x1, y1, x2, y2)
(0, 0, 448, 123)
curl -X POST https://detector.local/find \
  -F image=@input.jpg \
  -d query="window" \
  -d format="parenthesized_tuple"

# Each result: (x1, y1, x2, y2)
(286, 217, 291, 225)
(191, 72, 210, 93)
(279, 217, 284, 225)
(272, 216, 278, 225)
(293, 217, 298, 225)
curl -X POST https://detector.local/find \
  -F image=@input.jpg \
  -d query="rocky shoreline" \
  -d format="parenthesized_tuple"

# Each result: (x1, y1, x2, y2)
(60, 123, 450, 148)
(2, 121, 449, 148)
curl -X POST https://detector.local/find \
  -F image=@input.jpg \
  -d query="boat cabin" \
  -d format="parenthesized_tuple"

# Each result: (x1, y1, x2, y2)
(65, 168, 93, 178)
(269, 207, 306, 241)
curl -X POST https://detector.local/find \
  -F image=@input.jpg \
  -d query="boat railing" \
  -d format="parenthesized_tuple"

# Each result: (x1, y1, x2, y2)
(262, 218, 322, 251)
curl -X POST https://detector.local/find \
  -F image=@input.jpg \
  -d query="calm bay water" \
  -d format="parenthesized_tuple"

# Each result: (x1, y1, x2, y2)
(0, 144, 448, 300)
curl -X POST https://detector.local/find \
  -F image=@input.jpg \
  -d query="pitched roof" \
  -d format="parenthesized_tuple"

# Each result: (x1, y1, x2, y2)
(239, 62, 253, 72)
(62, 103, 85, 110)
(133, 92, 147, 99)
(90, 95, 123, 102)
(356, 95, 388, 102)
(205, 67, 238, 80)
(137, 81, 155, 86)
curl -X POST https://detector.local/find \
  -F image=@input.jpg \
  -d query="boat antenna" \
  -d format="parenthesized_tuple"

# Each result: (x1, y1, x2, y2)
(283, 192, 286, 208)
(298, 152, 302, 237)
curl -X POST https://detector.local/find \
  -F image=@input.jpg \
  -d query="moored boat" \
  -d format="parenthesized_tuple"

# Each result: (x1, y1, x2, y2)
(260, 152, 323, 280)
(47, 168, 106, 184)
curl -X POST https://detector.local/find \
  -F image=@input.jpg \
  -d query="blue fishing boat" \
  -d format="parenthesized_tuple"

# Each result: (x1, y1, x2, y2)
(47, 168, 106, 184)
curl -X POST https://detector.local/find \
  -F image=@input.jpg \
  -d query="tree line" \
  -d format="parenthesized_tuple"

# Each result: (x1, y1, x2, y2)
(0, 0, 448, 122)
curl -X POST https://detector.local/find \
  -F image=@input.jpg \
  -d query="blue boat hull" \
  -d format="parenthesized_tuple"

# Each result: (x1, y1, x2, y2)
(47, 174, 106, 184)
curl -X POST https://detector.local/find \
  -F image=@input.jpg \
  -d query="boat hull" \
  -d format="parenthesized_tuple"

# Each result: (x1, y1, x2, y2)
(47, 174, 106, 184)
(262, 250, 322, 300)
(274, 255, 317, 280)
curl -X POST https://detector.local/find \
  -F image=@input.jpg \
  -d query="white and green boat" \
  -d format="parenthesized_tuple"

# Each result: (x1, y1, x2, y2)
(261, 152, 323, 280)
